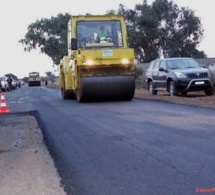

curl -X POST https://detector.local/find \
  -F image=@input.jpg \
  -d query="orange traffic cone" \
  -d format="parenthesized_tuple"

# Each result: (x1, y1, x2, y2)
(0, 92, 10, 113)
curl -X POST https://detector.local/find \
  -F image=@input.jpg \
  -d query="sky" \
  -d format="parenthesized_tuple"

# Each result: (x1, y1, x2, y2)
(1, 0, 215, 78)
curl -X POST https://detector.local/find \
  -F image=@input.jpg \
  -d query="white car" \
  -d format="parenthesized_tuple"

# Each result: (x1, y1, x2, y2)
(0, 76, 9, 92)
(12, 78, 17, 90)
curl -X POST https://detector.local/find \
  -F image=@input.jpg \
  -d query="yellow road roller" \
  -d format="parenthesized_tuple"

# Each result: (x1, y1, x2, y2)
(59, 15, 135, 102)
(28, 72, 41, 87)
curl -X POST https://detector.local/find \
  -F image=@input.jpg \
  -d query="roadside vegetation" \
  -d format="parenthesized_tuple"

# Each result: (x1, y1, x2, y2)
(135, 67, 145, 89)
(19, 0, 206, 67)
(17, 0, 215, 98)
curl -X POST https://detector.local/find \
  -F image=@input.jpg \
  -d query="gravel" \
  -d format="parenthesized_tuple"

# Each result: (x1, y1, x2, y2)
(0, 113, 66, 195)
(135, 88, 215, 109)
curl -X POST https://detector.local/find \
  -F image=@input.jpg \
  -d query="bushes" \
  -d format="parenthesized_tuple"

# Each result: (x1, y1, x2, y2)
(135, 67, 145, 89)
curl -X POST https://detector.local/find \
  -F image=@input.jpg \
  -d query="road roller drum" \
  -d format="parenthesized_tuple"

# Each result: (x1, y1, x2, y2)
(75, 75, 135, 102)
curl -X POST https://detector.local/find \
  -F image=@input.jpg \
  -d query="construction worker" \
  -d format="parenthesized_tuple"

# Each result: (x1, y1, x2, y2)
(7, 76, 13, 92)
(96, 25, 111, 43)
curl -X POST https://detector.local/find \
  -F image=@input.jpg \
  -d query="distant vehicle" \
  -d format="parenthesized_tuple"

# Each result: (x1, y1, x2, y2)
(21, 80, 25, 86)
(11, 78, 17, 90)
(145, 57, 214, 96)
(28, 72, 41, 86)
(0, 76, 9, 92)
(16, 80, 21, 88)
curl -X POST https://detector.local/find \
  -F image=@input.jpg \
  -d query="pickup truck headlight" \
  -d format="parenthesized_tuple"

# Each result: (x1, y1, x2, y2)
(175, 72, 186, 78)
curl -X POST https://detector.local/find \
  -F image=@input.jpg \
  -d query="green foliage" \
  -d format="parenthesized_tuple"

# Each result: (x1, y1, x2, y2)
(151, 0, 205, 58)
(19, 13, 71, 65)
(45, 71, 56, 83)
(5, 73, 18, 80)
(107, 0, 206, 62)
(19, 0, 206, 66)
(22, 77, 29, 83)
(135, 67, 145, 89)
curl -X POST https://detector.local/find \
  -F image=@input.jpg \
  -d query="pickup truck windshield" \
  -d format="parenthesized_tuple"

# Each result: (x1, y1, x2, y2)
(167, 59, 201, 69)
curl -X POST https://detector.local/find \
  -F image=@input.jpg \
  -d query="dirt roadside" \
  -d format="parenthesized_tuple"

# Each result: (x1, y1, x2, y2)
(46, 82, 215, 109)
(135, 88, 215, 109)
(0, 113, 66, 195)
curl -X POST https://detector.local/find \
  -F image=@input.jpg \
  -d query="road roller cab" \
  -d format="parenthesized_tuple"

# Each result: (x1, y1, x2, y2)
(60, 14, 135, 102)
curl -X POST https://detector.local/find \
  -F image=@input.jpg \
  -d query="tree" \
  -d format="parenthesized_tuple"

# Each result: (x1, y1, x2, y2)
(19, 13, 71, 65)
(22, 77, 29, 83)
(142, 0, 206, 60)
(108, 0, 206, 62)
(150, 0, 206, 58)
(5, 73, 18, 80)
(20, 0, 206, 65)
(107, 4, 156, 62)
(45, 71, 56, 84)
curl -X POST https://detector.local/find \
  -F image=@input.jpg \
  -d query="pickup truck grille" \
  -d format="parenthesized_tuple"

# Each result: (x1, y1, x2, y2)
(187, 72, 208, 78)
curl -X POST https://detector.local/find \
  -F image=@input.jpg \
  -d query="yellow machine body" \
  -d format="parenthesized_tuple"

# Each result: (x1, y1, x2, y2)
(59, 15, 135, 102)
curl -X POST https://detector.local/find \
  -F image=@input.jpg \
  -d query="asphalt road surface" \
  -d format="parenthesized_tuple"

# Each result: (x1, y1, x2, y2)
(2, 85, 215, 195)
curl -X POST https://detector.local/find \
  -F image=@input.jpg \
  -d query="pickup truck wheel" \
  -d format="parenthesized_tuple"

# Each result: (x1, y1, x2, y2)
(204, 87, 214, 96)
(148, 81, 157, 95)
(169, 81, 179, 96)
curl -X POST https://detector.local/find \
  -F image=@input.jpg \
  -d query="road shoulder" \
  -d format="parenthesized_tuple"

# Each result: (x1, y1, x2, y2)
(135, 88, 215, 109)
(0, 112, 66, 195)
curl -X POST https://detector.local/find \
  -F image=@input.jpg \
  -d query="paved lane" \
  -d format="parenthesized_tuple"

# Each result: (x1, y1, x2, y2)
(4, 86, 215, 195)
